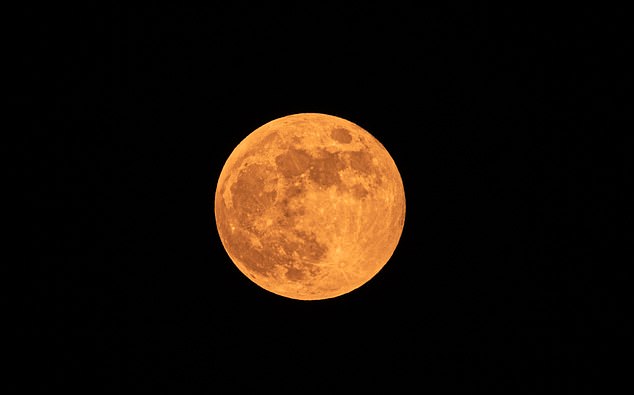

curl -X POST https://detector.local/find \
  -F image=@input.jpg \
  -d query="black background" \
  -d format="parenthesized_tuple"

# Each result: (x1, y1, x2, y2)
(24, 3, 630, 392)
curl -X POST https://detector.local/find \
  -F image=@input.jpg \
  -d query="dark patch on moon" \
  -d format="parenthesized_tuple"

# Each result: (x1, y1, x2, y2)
(226, 227, 274, 275)
(285, 266, 305, 281)
(234, 229, 326, 279)
(277, 183, 307, 227)
(293, 230, 328, 262)
(345, 150, 374, 174)
(275, 148, 311, 177)
(278, 201, 305, 227)
(285, 183, 305, 198)
(331, 127, 352, 143)
(351, 184, 369, 199)
(309, 151, 346, 187)
(231, 164, 277, 224)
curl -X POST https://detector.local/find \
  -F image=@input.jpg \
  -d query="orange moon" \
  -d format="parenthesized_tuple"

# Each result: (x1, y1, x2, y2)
(214, 113, 405, 300)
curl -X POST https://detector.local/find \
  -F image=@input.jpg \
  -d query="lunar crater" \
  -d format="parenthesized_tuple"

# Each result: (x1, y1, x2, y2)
(331, 127, 352, 143)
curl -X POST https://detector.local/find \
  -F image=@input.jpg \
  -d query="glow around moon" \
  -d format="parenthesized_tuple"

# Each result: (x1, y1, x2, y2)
(214, 113, 405, 300)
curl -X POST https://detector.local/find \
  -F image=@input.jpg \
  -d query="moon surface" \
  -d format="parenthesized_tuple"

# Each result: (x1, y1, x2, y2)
(214, 113, 405, 300)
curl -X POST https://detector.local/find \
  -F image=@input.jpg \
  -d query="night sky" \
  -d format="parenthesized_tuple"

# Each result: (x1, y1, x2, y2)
(24, 3, 629, 392)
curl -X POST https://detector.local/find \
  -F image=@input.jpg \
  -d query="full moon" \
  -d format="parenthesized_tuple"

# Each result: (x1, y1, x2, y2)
(214, 113, 405, 300)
